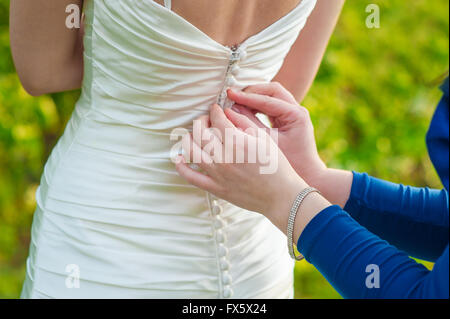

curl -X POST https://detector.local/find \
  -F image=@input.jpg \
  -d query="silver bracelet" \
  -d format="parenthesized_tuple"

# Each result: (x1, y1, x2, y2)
(287, 187, 320, 261)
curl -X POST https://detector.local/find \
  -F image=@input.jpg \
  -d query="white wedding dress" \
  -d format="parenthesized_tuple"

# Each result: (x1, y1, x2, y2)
(21, 0, 317, 298)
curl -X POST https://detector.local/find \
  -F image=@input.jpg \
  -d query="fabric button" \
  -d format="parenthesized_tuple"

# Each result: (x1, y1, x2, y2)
(212, 203, 223, 215)
(220, 258, 230, 271)
(239, 49, 248, 60)
(226, 76, 237, 87)
(231, 65, 240, 75)
(218, 243, 228, 257)
(222, 272, 232, 285)
(216, 230, 226, 243)
(214, 217, 225, 229)
(223, 286, 233, 298)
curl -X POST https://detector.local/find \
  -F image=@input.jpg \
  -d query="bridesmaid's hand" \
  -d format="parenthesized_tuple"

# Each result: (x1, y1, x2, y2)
(175, 104, 309, 228)
(226, 83, 327, 186)
(175, 104, 331, 241)
(227, 83, 353, 208)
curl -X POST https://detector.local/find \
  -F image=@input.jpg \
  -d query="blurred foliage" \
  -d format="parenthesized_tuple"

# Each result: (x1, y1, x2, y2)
(0, 0, 448, 299)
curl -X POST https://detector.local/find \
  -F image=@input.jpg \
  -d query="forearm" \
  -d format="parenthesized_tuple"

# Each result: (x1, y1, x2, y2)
(264, 172, 448, 298)
(290, 164, 449, 261)
(264, 165, 449, 297)
(265, 174, 332, 246)
(344, 172, 449, 261)
(301, 167, 353, 208)
(298, 206, 449, 299)
(10, 0, 84, 96)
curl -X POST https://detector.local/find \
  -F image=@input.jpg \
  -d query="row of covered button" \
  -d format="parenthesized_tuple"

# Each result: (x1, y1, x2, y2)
(210, 44, 249, 298)
(211, 198, 233, 298)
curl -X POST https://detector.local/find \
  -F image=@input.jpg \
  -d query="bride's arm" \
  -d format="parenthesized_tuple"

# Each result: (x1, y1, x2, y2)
(10, 0, 84, 96)
(273, 0, 345, 102)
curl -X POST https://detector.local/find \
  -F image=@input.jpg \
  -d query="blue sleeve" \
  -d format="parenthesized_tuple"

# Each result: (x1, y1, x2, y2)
(298, 205, 449, 299)
(427, 77, 449, 190)
(344, 172, 449, 262)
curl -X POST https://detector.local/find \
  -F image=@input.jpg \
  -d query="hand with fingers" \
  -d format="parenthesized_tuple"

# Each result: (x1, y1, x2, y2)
(226, 82, 353, 208)
(226, 82, 326, 185)
(175, 103, 317, 226)
(175, 102, 331, 241)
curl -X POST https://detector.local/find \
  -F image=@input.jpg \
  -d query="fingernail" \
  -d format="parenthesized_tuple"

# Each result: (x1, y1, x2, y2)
(227, 88, 239, 95)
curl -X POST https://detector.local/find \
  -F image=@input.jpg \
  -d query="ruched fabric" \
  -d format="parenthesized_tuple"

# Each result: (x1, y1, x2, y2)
(21, 0, 317, 298)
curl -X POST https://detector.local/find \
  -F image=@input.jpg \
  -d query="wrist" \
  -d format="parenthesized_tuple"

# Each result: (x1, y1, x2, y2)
(269, 181, 331, 251)
(290, 155, 327, 187)
(266, 177, 308, 234)
(299, 164, 329, 193)
(292, 191, 330, 245)
(311, 168, 353, 208)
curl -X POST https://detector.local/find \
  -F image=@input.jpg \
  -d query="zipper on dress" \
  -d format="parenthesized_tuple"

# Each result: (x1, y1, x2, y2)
(217, 45, 241, 108)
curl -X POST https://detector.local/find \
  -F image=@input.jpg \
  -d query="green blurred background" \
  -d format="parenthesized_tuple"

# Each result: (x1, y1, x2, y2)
(0, 0, 448, 298)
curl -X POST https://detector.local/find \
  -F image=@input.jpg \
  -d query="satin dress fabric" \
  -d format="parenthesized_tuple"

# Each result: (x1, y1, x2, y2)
(21, 0, 317, 298)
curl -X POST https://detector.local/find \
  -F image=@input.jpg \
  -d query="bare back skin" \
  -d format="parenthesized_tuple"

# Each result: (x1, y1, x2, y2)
(154, 0, 303, 48)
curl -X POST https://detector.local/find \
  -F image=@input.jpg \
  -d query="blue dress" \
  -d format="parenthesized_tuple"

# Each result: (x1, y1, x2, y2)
(297, 78, 449, 298)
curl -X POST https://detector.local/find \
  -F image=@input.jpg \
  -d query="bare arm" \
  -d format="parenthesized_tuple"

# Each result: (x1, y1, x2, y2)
(10, 0, 84, 96)
(273, 0, 345, 102)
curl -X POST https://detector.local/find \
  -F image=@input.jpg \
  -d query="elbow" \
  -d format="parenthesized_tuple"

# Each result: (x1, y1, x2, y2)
(16, 68, 76, 97)
(20, 78, 48, 97)
(15, 65, 52, 97)
(12, 53, 51, 96)
(11, 45, 83, 96)
(16, 65, 82, 97)
(13, 55, 80, 96)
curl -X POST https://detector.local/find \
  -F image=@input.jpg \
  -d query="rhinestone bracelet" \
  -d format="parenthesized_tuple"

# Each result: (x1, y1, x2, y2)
(287, 187, 320, 261)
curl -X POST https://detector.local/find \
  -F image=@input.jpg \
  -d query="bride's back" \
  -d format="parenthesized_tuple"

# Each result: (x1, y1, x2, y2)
(21, 0, 318, 299)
